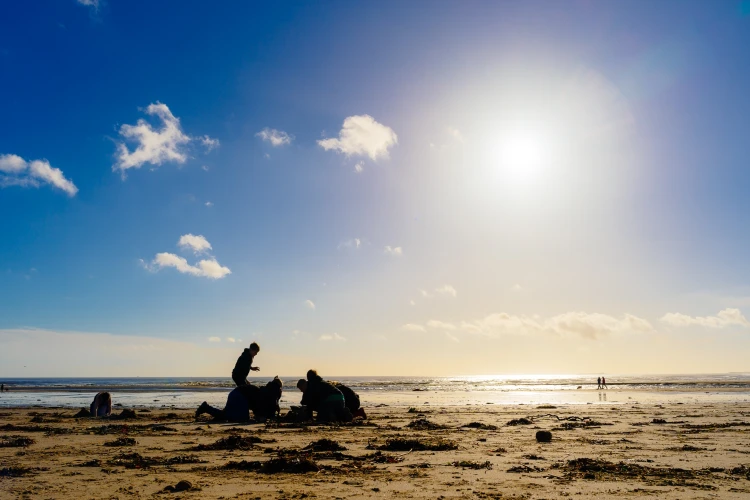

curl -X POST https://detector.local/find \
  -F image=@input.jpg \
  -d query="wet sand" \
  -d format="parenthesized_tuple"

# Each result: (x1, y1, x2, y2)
(1, 402, 749, 499)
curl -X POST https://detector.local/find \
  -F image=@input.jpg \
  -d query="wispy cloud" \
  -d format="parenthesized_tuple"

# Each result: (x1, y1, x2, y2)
(434, 284, 457, 297)
(226, 337, 236, 343)
(660, 308, 750, 329)
(0, 154, 78, 196)
(305, 299, 316, 310)
(318, 115, 398, 161)
(354, 161, 364, 173)
(208, 336, 221, 342)
(76, 0, 99, 10)
(384, 245, 403, 257)
(256, 128, 293, 147)
(426, 320, 457, 330)
(338, 238, 362, 250)
(205, 201, 213, 207)
(142, 234, 230, 279)
(319, 333, 346, 341)
(113, 102, 218, 176)
(401, 323, 426, 332)
(453, 311, 653, 340)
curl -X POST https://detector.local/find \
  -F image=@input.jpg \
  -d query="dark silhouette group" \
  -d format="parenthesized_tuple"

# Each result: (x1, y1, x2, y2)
(596, 376, 608, 390)
(194, 342, 365, 423)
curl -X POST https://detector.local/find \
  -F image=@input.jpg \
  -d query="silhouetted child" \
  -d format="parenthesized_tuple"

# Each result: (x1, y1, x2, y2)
(90, 392, 112, 417)
(232, 342, 260, 386)
(297, 369, 352, 423)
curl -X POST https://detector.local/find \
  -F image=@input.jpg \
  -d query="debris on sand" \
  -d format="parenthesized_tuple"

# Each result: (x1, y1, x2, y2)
(507, 418, 533, 426)
(451, 460, 492, 470)
(507, 464, 544, 473)
(667, 445, 708, 452)
(377, 437, 457, 451)
(462, 422, 498, 431)
(110, 409, 138, 420)
(523, 454, 546, 460)
(163, 480, 194, 492)
(562, 457, 717, 487)
(0, 424, 69, 436)
(0, 435, 35, 448)
(73, 408, 91, 418)
(109, 452, 203, 468)
(223, 457, 321, 474)
(0, 466, 48, 478)
(303, 439, 347, 452)
(536, 430, 553, 443)
(193, 434, 261, 451)
(104, 437, 137, 447)
(406, 418, 447, 430)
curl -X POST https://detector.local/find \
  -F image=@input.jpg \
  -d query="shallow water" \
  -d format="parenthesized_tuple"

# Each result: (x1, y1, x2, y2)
(1, 374, 749, 409)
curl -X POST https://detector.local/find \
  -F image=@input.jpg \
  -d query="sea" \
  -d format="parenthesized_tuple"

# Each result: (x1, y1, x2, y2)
(1, 374, 749, 410)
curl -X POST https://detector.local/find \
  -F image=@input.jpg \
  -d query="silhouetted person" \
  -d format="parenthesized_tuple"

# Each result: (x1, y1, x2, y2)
(196, 377, 282, 422)
(332, 382, 362, 415)
(601, 376, 608, 389)
(90, 392, 112, 417)
(297, 370, 352, 423)
(232, 342, 260, 386)
(597, 377, 601, 390)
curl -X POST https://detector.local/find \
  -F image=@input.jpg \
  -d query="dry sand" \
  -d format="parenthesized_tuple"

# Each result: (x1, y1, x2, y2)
(1, 402, 750, 499)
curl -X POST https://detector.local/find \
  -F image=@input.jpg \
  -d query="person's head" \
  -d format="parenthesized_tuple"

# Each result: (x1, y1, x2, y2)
(249, 342, 260, 355)
(297, 379, 307, 392)
(306, 369, 320, 382)
(267, 376, 283, 398)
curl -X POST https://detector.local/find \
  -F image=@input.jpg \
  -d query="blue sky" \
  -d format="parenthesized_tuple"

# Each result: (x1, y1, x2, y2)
(1, 1, 750, 376)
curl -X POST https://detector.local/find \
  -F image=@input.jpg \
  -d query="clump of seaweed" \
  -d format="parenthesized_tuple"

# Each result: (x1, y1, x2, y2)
(192, 434, 261, 451)
(0, 466, 47, 478)
(406, 418, 446, 430)
(0, 423, 70, 435)
(506, 418, 533, 426)
(563, 457, 717, 487)
(223, 457, 321, 474)
(462, 422, 498, 430)
(377, 437, 457, 451)
(523, 454, 545, 460)
(0, 435, 35, 448)
(104, 437, 137, 447)
(452, 460, 492, 470)
(507, 464, 544, 473)
(667, 445, 707, 452)
(109, 452, 202, 468)
(303, 439, 347, 452)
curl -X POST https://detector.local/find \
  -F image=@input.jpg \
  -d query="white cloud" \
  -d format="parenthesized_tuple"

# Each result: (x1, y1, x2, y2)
(426, 320, 457, 331)
(178, 234, 212, 254)
(319, 333, 346, 342)
(660, 308, 750, 329)
(454, 311, 653, 340)
(434, 284, 457, 297)
(256, 128, 293, 147)
(354, 161, 364, 173)
(409, 299, 416, 306)
(384, 246, 403, 257)
(226, 337, 236, 343)
(201, 165, 210, 171)
(205, 201, 213, 207)
(208, 336, 221, 342)
(199, 135, 220, 152)
(305, 299, 316, 310)
(318, 115, 398, 161)
(401, 323, 426, 332)
(338, 238, 362, 250)
(113, 102, 218, 176)
(445, 332, 460, 343)
(0, 154, 78, 196)
(143, 235, 230, 279)
(264, 153, 271, 159)
(76, 0, 99, 9)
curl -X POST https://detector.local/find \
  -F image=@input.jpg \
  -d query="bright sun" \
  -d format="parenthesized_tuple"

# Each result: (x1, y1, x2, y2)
(496, 133, 548, 183)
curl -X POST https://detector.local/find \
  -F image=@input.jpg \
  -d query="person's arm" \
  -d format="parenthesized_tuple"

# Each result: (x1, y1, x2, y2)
(251, 366, 260, 371)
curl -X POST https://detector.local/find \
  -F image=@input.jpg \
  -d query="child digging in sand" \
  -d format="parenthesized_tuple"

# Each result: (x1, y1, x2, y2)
(232, 342, 260, 386)
(297, 369, 353, 423)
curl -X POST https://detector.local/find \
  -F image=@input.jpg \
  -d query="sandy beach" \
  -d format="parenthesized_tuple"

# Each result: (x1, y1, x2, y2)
(2, 402, 749, 499)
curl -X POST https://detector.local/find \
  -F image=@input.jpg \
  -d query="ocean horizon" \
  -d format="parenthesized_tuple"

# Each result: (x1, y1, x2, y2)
(2, 373, 749, 410)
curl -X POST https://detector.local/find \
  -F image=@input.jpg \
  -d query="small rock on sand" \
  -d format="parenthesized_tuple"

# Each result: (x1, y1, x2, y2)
(535, 430, 552, 443)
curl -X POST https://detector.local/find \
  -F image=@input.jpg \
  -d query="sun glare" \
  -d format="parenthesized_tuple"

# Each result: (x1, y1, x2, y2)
(495, 133, 549, 184)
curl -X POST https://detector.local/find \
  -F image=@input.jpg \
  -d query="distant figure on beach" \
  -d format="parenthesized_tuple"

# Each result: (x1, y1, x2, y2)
(597, 377, 601, 390)
(90, 392, 112, 417)
(1, 383, 4, 392)
(297, 369, 353, 423)
(232, 342, 260, 386)
(196, 376, 282, 422)
(601, 376, 608, 390)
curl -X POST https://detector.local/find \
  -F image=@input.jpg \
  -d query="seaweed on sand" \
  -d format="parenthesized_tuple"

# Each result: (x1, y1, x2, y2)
(192, 434, 261, 451)
(302, 439, 347, 452)
(104, 437, 137, 447)
(0, 435, 35, 448)
(452, 460, 492, 470)
(406, 418, 447, 430)
(109, 452, 203, 469)
(562, 457, 717, 488)
(0, 466, 48, 478)
(462, 422, 498, 430)
(506, 418, 533, 426)
(0, 423, 70, 435)
(377, 437, 457, 451)
(223, 457, 321, 474)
